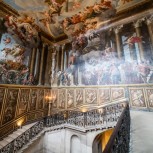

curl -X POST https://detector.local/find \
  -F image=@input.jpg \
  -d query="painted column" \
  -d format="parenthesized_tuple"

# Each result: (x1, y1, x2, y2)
(30, 47, 37, 76)
(66, 50, 69, 69)
(146, 17, 153, 52)
(56, 46, 60, 72)
(35, 48, 41, 82)
(134, 19, 145, 61)
(45, 46, 52, 86)
(114, 25, 123, 59)
(28, 49, 32, 69)
(65, 0, 69, 12)
(129, 44, 137, 61)
(38, 44, 46, 85)
(51, 51, 56, 86)
(61, 44, 65, 72)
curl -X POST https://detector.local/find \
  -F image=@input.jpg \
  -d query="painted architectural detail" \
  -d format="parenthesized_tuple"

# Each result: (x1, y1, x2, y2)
(52, 89, 58, 108)
(59, 89, 66, 109)
(37, 89, 44, 109)
(111, 88, 125, 101)
(29, 89, 37, 110)
(2, 89, 19, 124)
(18, 89, 30, 115)
(85, 89, 97, 104)
(67, 89, 74, 108)
(0, 88, 5, 113)
(76, 89, 84, 106)
(145, 89, 153, 107)
(129, 88, 146, 107)
(99, 88, 110, 104)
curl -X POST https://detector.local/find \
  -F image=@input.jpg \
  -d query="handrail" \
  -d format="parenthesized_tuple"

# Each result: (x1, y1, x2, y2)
(0, 121, 44, 153)
(103, 104, 130, 153)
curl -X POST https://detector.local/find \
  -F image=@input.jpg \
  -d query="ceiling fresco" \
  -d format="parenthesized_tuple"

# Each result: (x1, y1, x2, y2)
(3, 0, 148, 38)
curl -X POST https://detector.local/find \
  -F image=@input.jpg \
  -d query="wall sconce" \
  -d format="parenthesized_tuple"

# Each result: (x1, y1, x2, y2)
(17, 119, 24, 128)
(45, 94, 56, 116)
(81, 108, 88, 113)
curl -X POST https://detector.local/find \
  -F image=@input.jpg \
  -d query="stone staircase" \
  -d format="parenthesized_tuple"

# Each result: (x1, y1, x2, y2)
(0, 123, 36, 150)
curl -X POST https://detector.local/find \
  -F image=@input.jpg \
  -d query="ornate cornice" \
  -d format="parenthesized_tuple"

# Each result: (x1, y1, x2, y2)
(0, 1, 19, 17)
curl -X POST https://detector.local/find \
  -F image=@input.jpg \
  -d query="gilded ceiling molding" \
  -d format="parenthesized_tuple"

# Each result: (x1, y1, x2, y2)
(116, 0, 152, 14)
(0, 1, 19, 17)
(98, 7, 153, 33)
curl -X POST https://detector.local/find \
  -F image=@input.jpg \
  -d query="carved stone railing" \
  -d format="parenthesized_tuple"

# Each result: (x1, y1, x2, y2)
(45, 102, 126, 131)
(0, 121, 44, 153)
(103, 104, 130, 153)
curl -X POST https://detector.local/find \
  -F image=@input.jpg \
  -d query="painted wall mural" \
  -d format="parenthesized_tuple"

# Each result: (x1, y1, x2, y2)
(53, 0, 153, 87)
(0, 14, 39, 85)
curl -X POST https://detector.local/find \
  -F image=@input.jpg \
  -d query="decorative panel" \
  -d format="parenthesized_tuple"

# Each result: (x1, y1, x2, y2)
(111, 88, 125, 101)
(35, 112, 43, 119)
(17, 89, 30, 115)
(37, 89, 44, 109)
(29, 89, 37, 111)
(2, 88, 19, 124)
(129, 88, 146, 108)
(76, 89, 84, 106)
(58, 89, 66, 109)
(145, 88, 153, 108)
(85, 89, 97, 104)
(67, 89, 75, 108)
(27, 113, 35, 121)
(52, 89, 58, 108)
(99, 88, 110, 104)
(0, 88, 5, 116)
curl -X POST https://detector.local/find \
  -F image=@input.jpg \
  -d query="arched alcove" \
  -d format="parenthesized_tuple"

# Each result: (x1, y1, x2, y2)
(70, 135, 81, 153)
(92, 129, 113, 153)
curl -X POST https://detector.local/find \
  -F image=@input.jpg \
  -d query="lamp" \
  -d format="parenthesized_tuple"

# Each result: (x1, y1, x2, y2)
(46, 93, 56, 116)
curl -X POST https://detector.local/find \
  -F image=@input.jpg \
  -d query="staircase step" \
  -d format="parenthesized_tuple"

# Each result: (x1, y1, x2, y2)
(13, 130, 23, 135)
(3, 137, 14, 143)
(18, 128, 27, 133)
(0, 140, 9, 147)
(9, 133, 20, 139)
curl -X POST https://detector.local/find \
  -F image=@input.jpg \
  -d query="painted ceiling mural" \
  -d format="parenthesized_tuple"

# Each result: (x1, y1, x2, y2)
(3, 0, 147, 38)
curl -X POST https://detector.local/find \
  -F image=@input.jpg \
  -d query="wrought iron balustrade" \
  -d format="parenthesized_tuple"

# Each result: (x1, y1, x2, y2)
(103, 104, 130, 153)
(0, 121, 44, 153)
(0, 102, 128, 153)
(45, 102, 126, 129)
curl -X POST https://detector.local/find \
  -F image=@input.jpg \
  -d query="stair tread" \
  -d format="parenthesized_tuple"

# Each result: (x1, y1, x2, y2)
(4, 137, 14, 143)
(0, 140, 9, 147)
